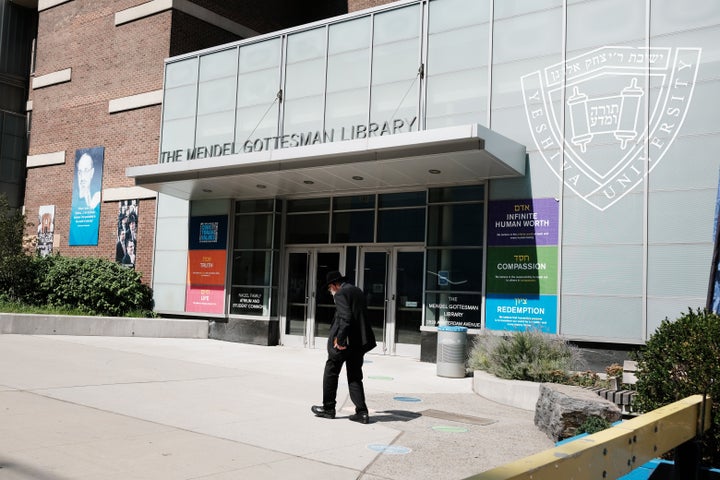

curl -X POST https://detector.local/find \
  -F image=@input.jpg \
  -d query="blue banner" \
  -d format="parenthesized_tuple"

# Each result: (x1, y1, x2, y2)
(69, 147, 104, 246)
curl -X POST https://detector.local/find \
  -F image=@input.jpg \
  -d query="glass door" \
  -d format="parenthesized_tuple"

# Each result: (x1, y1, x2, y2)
(392, 248, 424, 357)
(358, 247, 423, 357)
(359, 249, 389, 354)
(282, 248, 342, 348)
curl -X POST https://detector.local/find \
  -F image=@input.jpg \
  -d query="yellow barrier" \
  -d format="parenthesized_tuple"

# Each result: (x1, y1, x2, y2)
(465, 394, 712, 480)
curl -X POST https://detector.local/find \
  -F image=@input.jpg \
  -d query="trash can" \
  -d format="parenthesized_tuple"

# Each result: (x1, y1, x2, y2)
(436, 325, 468, 378)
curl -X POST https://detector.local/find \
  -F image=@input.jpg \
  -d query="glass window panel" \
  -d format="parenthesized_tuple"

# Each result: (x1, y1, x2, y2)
(650, 27, 720, 83)
(426, 68, 487, 125)
(161, 117, 195, 152)
(650, 0, 720, 36)
(492, 8, 563, 64)
(332, 211, 374, 243)
(165, 58, 198, 88)
(327, 50, 370, 92)
(162, 85, 197, 120)
(493, 0, 561, 20)
(329, 17, 370, 54)
(562, 245, 642, 295)
(195, 111, 235, 147)
(377, 208, 425, 243)
(197, 77, 236, 115)
(237, 69, 280, 108)
(231, 251, 273, 286)
(325, 90, 368, 132)
(371, 40, 419, 85)
(427, 203, 484, 246)
(429, 185, 484, 203)
(370, 83, 418, 129)
(199, 48, 238, 81)
(286, 213, 329, 243)
(428, 25, 488, 74)
(287, 28, 326, 63)
(561, 296, 642, 340)
(285, 58, 326, 99)
(379, 191, 425, 207)
(648, 190, 715, 245)
(333, 194, 375, 210)
(567, 0, 645, 51)
(234, 214, 274, 249)
(239, 38, 281, 72)
(235, 104, 279, 146)
(562, 192, 642, 245)
(425, 248, 484, 291)
(429, 0, 489, 31)
(373, 4, 421, 44)
(236, 199, 275, 214)
(284, 97, 324, 134)
(287, 197, 330, 212)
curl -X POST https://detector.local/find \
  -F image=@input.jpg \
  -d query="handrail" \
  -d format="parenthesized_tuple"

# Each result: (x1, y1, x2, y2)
(465, 394, 712, 480)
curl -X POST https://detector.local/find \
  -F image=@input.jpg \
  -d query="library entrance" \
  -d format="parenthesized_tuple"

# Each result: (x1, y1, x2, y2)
(282, 246, 423, 357)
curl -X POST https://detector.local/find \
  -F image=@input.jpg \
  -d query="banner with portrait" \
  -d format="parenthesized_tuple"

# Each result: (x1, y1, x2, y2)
(37, 205, 55, 257)
(115, 199, 139, 268)
(69, 146, 104, 246)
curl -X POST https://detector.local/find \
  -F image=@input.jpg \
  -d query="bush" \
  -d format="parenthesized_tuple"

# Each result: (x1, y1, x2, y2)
(0, 193, 38, 302)
(37, 255, 154, 317)
(468, 329, 584, 382)
(578, 415, 612, 435)
(632, 308, 720, 466)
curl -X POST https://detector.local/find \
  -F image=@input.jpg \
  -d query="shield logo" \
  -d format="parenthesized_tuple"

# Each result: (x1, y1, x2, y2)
(522, 46, 701, 211)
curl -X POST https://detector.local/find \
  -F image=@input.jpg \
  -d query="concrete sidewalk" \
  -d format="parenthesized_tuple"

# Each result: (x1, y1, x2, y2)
(0, 335, 553, 479)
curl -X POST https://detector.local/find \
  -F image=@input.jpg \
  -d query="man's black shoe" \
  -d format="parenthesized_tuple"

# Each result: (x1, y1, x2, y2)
(311, 405, 335, 419)
(349, 412, 369, 424)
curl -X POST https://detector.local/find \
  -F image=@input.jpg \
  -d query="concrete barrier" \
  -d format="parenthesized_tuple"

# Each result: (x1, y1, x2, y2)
(0, 313, 208, 339)
(472, 370, 541, 411)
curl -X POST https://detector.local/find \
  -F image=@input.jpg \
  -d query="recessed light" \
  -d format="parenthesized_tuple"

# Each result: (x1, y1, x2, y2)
(352, 176, 364, 181)
(303, 180, 314, 185)
(256, 184, 266, 189)
(429, 169, 441, 174)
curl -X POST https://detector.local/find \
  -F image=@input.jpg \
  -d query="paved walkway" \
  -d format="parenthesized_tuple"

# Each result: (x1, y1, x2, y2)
(0, 335, 554, 479)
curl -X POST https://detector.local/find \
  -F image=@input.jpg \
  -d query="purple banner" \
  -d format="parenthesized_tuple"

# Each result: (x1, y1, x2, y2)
(487, 198, 559, 246)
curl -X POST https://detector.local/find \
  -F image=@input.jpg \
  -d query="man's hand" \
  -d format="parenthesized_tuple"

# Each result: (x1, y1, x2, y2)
(333, 337, 347, 350)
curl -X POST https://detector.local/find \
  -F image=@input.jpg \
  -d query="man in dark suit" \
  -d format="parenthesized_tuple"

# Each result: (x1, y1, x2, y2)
(311, 270, 377, 424)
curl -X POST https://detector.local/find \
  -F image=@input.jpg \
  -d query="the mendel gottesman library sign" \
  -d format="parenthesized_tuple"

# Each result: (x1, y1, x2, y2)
(159, 116, 418, 164)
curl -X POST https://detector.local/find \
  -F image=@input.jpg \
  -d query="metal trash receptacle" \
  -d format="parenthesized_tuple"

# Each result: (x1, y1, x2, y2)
(436, 326, 468, 378)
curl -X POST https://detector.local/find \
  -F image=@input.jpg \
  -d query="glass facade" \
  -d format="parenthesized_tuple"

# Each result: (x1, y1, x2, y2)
(155, 0, 720, 346)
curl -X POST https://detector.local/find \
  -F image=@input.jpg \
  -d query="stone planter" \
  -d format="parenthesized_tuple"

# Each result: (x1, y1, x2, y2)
(472, 370, 541, 411)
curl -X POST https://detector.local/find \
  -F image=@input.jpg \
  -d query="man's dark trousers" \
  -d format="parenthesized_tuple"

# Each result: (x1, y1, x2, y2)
(322, 348, 367, 413)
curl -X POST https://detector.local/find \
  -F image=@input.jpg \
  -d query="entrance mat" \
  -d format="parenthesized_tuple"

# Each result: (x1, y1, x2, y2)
(419, 409, 497, 426)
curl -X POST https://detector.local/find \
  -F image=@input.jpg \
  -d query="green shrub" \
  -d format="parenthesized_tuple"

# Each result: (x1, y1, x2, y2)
(37, 255, 154, 317)
(468, 329, 584, 382)
(578, 415, 612, 435)
(0, 194, 38, 303)
(632, 308, 720, 466)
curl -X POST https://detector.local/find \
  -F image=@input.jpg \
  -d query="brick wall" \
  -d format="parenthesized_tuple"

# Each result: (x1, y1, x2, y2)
(25, 0, 357, 288)
(27, 0, 170, 285)
(347, 0, 397, 13)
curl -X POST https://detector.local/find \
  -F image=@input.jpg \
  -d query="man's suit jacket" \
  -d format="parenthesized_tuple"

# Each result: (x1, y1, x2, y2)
(327, 282, 377, 354)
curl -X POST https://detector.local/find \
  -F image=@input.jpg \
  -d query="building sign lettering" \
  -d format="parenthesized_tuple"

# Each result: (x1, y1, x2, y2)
(160, 117, 417, 164)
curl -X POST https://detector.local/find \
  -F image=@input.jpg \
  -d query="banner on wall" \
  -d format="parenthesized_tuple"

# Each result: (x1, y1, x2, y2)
(185, 215, 228, 314)
(37, 205, 55, 257)
(707, 169, 720, 313)
(115, 200, 139, 268)
(485, 198, 559, 333)
(69, 146, 104, 246)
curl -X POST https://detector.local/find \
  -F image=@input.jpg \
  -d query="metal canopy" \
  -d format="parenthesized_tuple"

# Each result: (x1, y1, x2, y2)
(126, 124, 526, 200)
